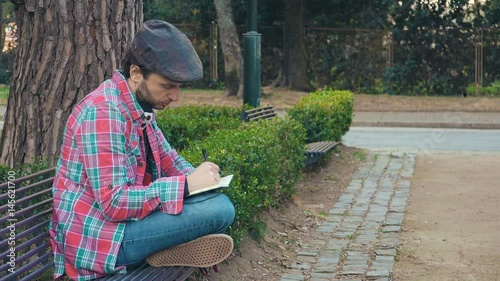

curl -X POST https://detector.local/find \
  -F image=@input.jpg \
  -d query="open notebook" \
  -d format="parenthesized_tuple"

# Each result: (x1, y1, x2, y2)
(188, 174, 234, 196)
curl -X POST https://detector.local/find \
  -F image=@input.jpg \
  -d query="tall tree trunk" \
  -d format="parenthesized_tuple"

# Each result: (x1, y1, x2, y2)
(0, 0, 3, 52)
(0, 0, 142, 167)
(273, 0, 312, 91)
(214, 0, 243, 98)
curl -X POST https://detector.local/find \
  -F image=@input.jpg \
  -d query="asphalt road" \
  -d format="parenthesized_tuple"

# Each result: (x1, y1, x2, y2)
(342, 127, 500, 152)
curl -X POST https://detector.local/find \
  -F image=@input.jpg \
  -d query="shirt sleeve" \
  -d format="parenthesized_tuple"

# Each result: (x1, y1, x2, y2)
(76, 101, 185, 222)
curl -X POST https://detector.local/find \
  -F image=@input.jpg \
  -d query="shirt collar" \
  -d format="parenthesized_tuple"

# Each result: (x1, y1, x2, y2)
(112, 70, 146, 122)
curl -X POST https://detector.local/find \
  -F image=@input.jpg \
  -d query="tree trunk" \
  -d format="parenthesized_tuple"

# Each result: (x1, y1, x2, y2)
(0, 0, 142, 167)
(272, 0, 312, 91)
(0, 0, 3, 52)
(214, 0, 243, 98)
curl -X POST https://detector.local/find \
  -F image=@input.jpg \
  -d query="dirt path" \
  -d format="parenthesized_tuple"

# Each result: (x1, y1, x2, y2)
(393, 152, 500, 281)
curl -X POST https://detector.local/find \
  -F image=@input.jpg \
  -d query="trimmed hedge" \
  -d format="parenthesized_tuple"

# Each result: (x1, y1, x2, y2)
(0, 158, 50, 184)
(286, 88, 354, 143)
(180, 117, 306, 246)
(155, 105, 242, 151)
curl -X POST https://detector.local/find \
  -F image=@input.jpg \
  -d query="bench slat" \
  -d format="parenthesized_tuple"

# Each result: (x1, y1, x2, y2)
(0, 231, 49, 263)
(0, 209, 51, 237)
(0, 251, 53, 281)
(0, 220, 49, 250)
(97, 263, 195, 281)
(15, 261, 53, 281)
(0, 167, 55, 189)
(0, 198, 52, 226)
(0, 186, 52, 214)
(0, 177, 53, 203)
(247, 112, 277, 120)
(306, 141, 339, 154)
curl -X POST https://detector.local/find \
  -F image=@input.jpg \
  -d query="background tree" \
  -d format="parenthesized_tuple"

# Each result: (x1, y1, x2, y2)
(214, 0, 243, 97)
(0, 0, 142, 167)
(385, 0, 478, 96)
(271, 0, 312, 91)
(1, 0, 15, 84)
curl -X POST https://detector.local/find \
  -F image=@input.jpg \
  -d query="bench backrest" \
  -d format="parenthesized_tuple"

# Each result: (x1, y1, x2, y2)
(241, 105, 277, 122)
(0, 168, 55, 281)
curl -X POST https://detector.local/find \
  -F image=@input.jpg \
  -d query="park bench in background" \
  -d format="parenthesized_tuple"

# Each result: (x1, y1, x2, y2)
(0, 168, 195, 281)
(242, 105, 339, 165)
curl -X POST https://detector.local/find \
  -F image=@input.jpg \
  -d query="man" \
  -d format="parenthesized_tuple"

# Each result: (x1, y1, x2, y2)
(50, 20, 235, 281)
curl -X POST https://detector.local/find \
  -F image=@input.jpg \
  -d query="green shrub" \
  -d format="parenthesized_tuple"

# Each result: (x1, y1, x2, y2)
(180, 117, 306, 247)
(155, 105, 241, 151)
(286, 88, 354, 143)
(466, 81, 500, 97)
(0, 157, 50, 184)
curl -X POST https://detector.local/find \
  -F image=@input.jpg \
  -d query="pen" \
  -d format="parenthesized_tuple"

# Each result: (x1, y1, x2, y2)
(202, 147, 208, 161)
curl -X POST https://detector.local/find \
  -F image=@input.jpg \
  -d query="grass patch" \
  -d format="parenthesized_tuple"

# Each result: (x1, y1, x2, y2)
(353, 151, 366, 161)
(0, 85, 8, 105)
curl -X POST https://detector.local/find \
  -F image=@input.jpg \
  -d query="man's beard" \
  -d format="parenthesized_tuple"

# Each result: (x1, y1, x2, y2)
(135, 80, 153, 106)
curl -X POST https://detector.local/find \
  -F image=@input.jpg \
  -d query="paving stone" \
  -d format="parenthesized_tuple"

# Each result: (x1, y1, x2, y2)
(313, 265, 337, 273)
(288, 262, 312, 270)
(375, 240, 399, 249)
(338, 268, 366, 275)
(385, 213, 404, 225)
(281, 273, 305, 281)
(366, 270, 390, 278)
(310, 272, 337, 279)
(306, 240, 328, 247)
(297, 251, 319, 257)
(316, 256, 340, 265)
(375, 255, 395, 262)
(355, 234, 378, 244)
(326, 240, 349, 250)
(371, 260, 395, 271)
(375, 248, 397, 256)
(343, 216, 364, 224)
(326, 215, 343, 222)
(388, 205, 406, 213)
(309, 277, 331, 281)
(296, 255, 317, 263)
(319, 249, 343, 260)
(382, 225, 401, 233)
(329, 208, 348, 216)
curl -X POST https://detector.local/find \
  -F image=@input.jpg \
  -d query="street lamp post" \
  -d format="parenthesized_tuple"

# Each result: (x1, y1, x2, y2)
(243, 0, 261, 107)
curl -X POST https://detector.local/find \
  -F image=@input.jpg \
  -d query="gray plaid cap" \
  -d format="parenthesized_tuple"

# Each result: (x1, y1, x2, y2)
(131, 20, 203, 83)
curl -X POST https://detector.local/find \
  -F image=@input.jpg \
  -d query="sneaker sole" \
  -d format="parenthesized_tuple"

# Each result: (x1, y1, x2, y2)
(146, 234, 234, 268)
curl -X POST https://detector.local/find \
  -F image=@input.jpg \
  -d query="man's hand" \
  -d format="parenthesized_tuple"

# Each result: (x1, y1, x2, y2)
(186, 162, 221, 192)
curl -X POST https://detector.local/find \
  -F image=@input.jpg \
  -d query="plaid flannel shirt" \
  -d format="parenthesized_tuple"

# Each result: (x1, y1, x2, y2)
(49, 71, 195, 280)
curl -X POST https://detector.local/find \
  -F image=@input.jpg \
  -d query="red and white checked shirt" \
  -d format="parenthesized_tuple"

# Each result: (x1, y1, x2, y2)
(49, 71, 195, 280)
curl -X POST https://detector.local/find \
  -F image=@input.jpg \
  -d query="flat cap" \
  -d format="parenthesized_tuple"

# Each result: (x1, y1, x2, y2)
(131, 20, 203, 83)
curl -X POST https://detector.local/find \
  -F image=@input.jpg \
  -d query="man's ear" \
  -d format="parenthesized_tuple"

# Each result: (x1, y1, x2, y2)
(129, 64, 143, 83)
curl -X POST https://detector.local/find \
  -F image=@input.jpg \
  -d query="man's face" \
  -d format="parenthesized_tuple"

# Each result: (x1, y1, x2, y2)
(135, 72, 182, 110)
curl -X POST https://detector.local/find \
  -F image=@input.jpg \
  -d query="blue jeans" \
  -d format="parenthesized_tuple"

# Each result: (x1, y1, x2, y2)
(116, 193, 235, 266)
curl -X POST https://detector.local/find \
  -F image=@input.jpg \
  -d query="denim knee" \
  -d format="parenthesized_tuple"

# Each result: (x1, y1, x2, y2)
(213, 194, 236, 232)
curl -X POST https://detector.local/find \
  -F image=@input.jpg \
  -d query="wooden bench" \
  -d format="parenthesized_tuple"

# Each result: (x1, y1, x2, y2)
(241, 105, 339, 165)
(0, 168, 195, 281)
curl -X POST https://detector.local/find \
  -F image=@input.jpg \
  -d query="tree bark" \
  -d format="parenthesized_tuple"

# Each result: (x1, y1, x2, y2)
(214, 0, 243, 98)
(272, 0, 312, 91)
(0, 0, 142, 167)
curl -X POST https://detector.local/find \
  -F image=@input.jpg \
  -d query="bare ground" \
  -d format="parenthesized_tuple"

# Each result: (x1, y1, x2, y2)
(392, 153, 500, 281)
(177, 89, 500, 281)
(176, 87, 500, 112)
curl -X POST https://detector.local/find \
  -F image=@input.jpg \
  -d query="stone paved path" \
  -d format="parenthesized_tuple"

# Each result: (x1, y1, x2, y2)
(281, 152, 416, 281)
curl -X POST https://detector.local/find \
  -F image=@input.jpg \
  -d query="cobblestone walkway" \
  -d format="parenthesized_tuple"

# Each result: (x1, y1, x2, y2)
(281, 152, 416, 281)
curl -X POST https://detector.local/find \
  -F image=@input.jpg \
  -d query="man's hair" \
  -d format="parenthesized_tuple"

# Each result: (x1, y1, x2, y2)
(121, 50, 153, 79)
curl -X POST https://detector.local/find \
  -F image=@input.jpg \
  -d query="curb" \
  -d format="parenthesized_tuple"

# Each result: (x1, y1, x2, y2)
(352, 121, 500, 130)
